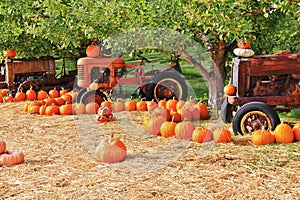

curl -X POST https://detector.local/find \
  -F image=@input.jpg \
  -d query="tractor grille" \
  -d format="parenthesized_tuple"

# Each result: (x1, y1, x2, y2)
(77, 65, 84, 80)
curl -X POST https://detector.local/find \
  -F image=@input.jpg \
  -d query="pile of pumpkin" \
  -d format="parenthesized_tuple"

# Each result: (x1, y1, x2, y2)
(0, 139, 24, 166)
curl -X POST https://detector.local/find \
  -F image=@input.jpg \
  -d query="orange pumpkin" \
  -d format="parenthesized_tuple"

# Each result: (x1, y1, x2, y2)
(158, 99, 167, 108)
(237, 38, 250, 49)
(125, 98, 136, 111)
(0, 150, 24, 166)
(146, 100, 158, 112)
(49, 88, 60, 98)
(160, 121, 177, 138)
(224, 80, 236, 96)
(73, 103, 86, 115)
(54, 97, 65, 106)
(176, 100, 186, 111)
(292, 122, 300, 142)
(169, 109, 181, 123)
(43, 98, 57, 106)
(0, 89, 8, 96)
(101, 100, 112, 111)
(151, 107, 171, 121)
(175, 121, 195, 140)
(26, 88, 37, 101)
(3, 95, 14, 102)
(28, 103, 40, 114)
(195, 102, 209, 120)
(274, 123, 294, 144)
(89, 81, 99, 91)
(59, 87, 68, 96)
(136, 101, 147, 111)
(213, 128, 232, 143)
(192, 127, 213, 143)
(59, 103, 74, 115)
(37, 90, 48, 100)
(94, 135, 127, 163)
(4, 49, 17, 58)
(166, 97, 178, 112)
(45, 104, 60, 116)
(251, 129, 275, 145)
(112, 101, 125, 112)
(61, 94, 73, 104)
(0, 96, 3, 103)
(0, 139, 6, 154)
(177, 107, 192, 121)
(14, 91, 26, 101)
(85, 102, 100, 114)
(86, 44, 101, 58)
(144, 116, 165, 135)
(39, 105, 47, 115)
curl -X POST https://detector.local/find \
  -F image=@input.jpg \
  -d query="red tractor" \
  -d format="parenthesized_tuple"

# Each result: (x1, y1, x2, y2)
(221, 51, 300, 135)
(75, 51, 187, 104)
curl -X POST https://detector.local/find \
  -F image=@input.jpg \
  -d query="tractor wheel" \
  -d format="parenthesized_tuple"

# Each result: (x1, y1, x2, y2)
(232, 102, 280, 135)
(220, 99, 235, 123)
(80, 90, 108, 105)
(17, 80, 40, 93)
(145, 71, 187, 101)
(75, 88, 87, 103)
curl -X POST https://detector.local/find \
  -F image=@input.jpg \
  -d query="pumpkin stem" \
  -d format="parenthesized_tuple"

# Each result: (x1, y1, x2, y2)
(109, 133, 114, 143)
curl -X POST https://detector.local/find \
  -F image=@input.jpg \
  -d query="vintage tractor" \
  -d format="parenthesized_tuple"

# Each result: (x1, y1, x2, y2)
(75, 52, 187, 104)
(0, 57, 77, 95)
(221, 51, 300, 135)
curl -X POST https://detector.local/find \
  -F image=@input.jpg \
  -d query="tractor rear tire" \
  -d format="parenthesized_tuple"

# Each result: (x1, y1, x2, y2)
(80, 90, 108, 105)
(145, 71, 187, 101)
(232, 102, 280, 135)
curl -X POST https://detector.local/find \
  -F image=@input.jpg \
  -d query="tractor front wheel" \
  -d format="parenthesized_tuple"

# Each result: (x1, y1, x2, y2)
(79, 90, 108, 105)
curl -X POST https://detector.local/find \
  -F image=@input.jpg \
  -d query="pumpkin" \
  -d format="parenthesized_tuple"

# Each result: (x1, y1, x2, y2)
(97, 106, 112, 117)
(49, 88, 60, 98)
(233, 48, 255, 57)
(45, 104, 60, 116)
(39, 105, 47, 115)
(146, 99, 158, 112)
(274, 123, 294, 143)
(158, 99, 167, 108)
(136, 101, 147, 111)
(85, 102, 100, 114)
(3, 95, 14, 102)
(223, 79, 236, 96)
(37, 90, 48, 100)
(175, 121, 195, 140)
(59, 103, 73, 115)
(125, 98, 136, 111)
(112, 101, 125, 112)
(195, 102, 209, 120)
(237, 38, 250, 49)
(73, 103, 85, 115)
(4, 49, 17, 58)
(86, 44, 101, 58)
(169, 109, 181, 123)
(189, 106, 200, 121)
(59, 87, 68, 96)
(292, 122, 300, 142)
(185, 96, 197, 106)
(192, 127, 213, 143)
(251, 129, 275, 145)
(213, 128, 232, 143)
(176, 100, 186, 111)
(0, 139, 6, 154)
(14, 91, 26, 102)
(89, 81, 100, 91)
(43, 98, 57, 105)
(0, 89, 8, 96)
(144, 116, 165, 135)
(23, 102, 30, 112)
(61, 94, 73, 104)
(94, 135, 126, 163)
(68, 90, 78, 102)
(150, 107, 171, 121)
(177, 107, 192, 121)
(160, 121, 177, 138)
(166, 97, 178, 112)
(26, 87, 37, 101)
(0, 150, 25, 166)
(54, 97, 65, 106)
(0, 96, 3, 103)
(28, 103, 40, 114)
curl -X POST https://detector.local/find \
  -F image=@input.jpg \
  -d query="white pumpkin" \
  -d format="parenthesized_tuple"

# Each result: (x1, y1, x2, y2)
(234, 48, 255, 57)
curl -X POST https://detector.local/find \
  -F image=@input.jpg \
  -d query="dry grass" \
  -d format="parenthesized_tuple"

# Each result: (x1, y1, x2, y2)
(0, 102, 299, 200)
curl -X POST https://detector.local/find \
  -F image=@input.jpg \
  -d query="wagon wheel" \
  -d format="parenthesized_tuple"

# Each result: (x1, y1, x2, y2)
(17, 80, 40, 93)
(80, 90, 108, 105)
(232, 102, 280, 135)
(220, 99, 236, 123)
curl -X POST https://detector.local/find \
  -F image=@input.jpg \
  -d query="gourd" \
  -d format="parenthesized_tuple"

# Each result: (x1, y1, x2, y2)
(233, 48, 255, 57)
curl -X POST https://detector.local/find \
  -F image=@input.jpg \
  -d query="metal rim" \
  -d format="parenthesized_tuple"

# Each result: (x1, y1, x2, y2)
(240, 110, 272, 134)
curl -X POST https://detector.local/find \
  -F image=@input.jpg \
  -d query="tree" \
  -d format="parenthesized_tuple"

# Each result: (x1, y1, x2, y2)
(1, 0, 299, 107)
